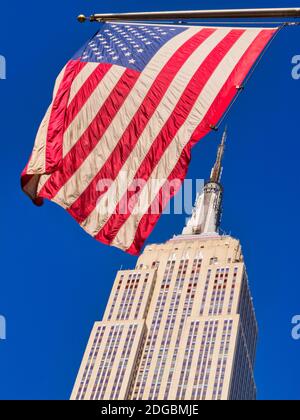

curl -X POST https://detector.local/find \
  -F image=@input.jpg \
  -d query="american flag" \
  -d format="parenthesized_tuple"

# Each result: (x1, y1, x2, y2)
(21, 22, 277, 254)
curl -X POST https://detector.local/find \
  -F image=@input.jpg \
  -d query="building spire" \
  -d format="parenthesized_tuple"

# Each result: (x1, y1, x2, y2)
(182, 128, 227, 236)
(210, 126, 227, 183)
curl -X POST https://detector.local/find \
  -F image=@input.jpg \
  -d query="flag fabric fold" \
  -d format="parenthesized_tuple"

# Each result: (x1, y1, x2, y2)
(21, 22, 277, 254)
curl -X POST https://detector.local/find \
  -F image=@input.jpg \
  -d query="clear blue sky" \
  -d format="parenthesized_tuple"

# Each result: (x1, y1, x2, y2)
(0, 0, 299, 400)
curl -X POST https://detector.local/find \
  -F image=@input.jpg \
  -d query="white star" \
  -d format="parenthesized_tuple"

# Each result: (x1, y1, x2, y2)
(124, 52, 131, 56)
(129, 59, 136, 64)
(161, 32, 167, 35)
(121, 47, 128, 51)
(145, 42, 152, 45)
(112, 56, 119, 60)
(137, 49, 144, 53)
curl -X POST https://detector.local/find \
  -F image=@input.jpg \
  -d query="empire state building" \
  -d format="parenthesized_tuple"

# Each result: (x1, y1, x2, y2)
(71, 130, 257, 400)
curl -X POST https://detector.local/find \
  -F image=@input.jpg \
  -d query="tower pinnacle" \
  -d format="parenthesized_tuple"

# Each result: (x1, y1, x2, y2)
(182, 129, 227, 236)
(210, 126, 227, 183)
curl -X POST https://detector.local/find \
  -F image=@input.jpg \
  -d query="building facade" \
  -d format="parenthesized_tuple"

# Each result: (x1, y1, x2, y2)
(71, 130, 258, 401)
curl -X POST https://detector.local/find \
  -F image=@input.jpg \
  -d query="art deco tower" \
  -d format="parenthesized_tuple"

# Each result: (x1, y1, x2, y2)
(71, 130, 257, 401)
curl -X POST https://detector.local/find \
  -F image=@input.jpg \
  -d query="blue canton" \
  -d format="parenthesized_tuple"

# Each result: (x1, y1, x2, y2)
(74, 23, 188, 72)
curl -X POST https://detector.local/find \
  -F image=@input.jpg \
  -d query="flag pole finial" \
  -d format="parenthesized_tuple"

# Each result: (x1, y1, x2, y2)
(77, 14, 87, 23)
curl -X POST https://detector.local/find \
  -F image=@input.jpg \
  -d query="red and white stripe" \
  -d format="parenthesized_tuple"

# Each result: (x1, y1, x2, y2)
(21, 24, 277, 254)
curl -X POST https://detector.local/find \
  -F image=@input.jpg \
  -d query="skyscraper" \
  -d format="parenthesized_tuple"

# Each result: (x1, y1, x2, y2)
(71, 130, 257, 401)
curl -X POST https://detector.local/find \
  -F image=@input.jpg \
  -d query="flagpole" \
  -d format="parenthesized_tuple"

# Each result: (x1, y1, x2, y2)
(78, 7, 300, 23)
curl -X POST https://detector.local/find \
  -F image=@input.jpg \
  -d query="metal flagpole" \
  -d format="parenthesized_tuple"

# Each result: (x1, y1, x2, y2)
(77, 7, 300, 23)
